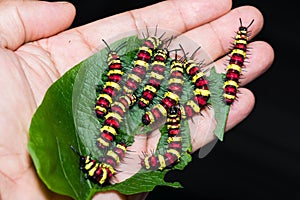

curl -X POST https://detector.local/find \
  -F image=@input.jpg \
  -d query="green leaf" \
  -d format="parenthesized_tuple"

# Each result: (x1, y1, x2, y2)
(104, 170, 183, 195)
(27, 63, 92, 200)
(28, 34, 230, 200)
(207, 67, 230, 141)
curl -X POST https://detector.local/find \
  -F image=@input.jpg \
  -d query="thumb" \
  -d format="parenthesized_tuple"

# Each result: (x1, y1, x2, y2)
(0, 1, 76, 50)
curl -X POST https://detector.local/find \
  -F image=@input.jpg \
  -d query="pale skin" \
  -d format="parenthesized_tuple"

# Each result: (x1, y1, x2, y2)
(0, 0, 274, 199)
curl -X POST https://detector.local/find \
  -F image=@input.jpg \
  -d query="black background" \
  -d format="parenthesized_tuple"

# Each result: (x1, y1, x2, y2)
(62, 1, 300, 199)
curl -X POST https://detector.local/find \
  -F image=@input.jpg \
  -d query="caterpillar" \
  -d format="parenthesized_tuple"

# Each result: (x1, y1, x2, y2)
(141, 105, 182, 170)
(122, 35, 164, 94)
(141, 53, 185, 126)
(75, 95, 136, 185)
(138, 48, 169, 109)
(71, 143, 126, 185)
(166, 105, 183, 152)
(95, 39, 126, 118)
(97, 93, 136, 149)
(180, 45, 211, 118)
(223, 18, 254, 105)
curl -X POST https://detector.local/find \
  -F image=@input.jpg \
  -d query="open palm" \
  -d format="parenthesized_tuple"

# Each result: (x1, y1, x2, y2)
(0, 0, 274, 199)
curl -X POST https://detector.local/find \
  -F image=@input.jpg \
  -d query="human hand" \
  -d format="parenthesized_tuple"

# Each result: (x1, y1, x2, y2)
(0, 0, 274, 200)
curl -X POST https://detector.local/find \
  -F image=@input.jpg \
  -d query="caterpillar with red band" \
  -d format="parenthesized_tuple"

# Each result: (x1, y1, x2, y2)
(138, 48, 169, 109)
(71, 143, 126, 185)
(123, 35, 164, 94)
(97, 93, 136, 149)
(223, 18, 254, 105)
(141, 53, 185, 125)
(95, 39, 126, 118)
(141, 105, 182, 170)
(183, 50, 210, 117)
(98, 143, 127, 172)
(76, 94, 136, 185)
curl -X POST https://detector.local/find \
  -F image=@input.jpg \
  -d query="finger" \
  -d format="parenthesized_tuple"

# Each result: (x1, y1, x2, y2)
(128, 0, 232, 35)
(73, 0, 232, 48)
(0, 1, 75, 50)
(169, 5, 264, 64)
(145, 129, 162, 153)
(225, 88, 255, 131)
(92, 191, 126, 200)
(92, 191, 148, 200)
(213, 41, 274, 86)
(188, 106, 218, 152)
(190, 88, 255, 151)
(40, 0, 231, 74)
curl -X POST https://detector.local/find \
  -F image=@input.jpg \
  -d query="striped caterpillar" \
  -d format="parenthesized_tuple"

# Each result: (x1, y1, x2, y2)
(122, 35, 164, 94)
(137, 48, 169, 109)
(141, 52, 185, 126)
(95, 40, 126, 118)
(180, 45, 211, 118)
(141, 105, 183, 170)
(223, 18, 254, 105)
(71, 143, 126, 185)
